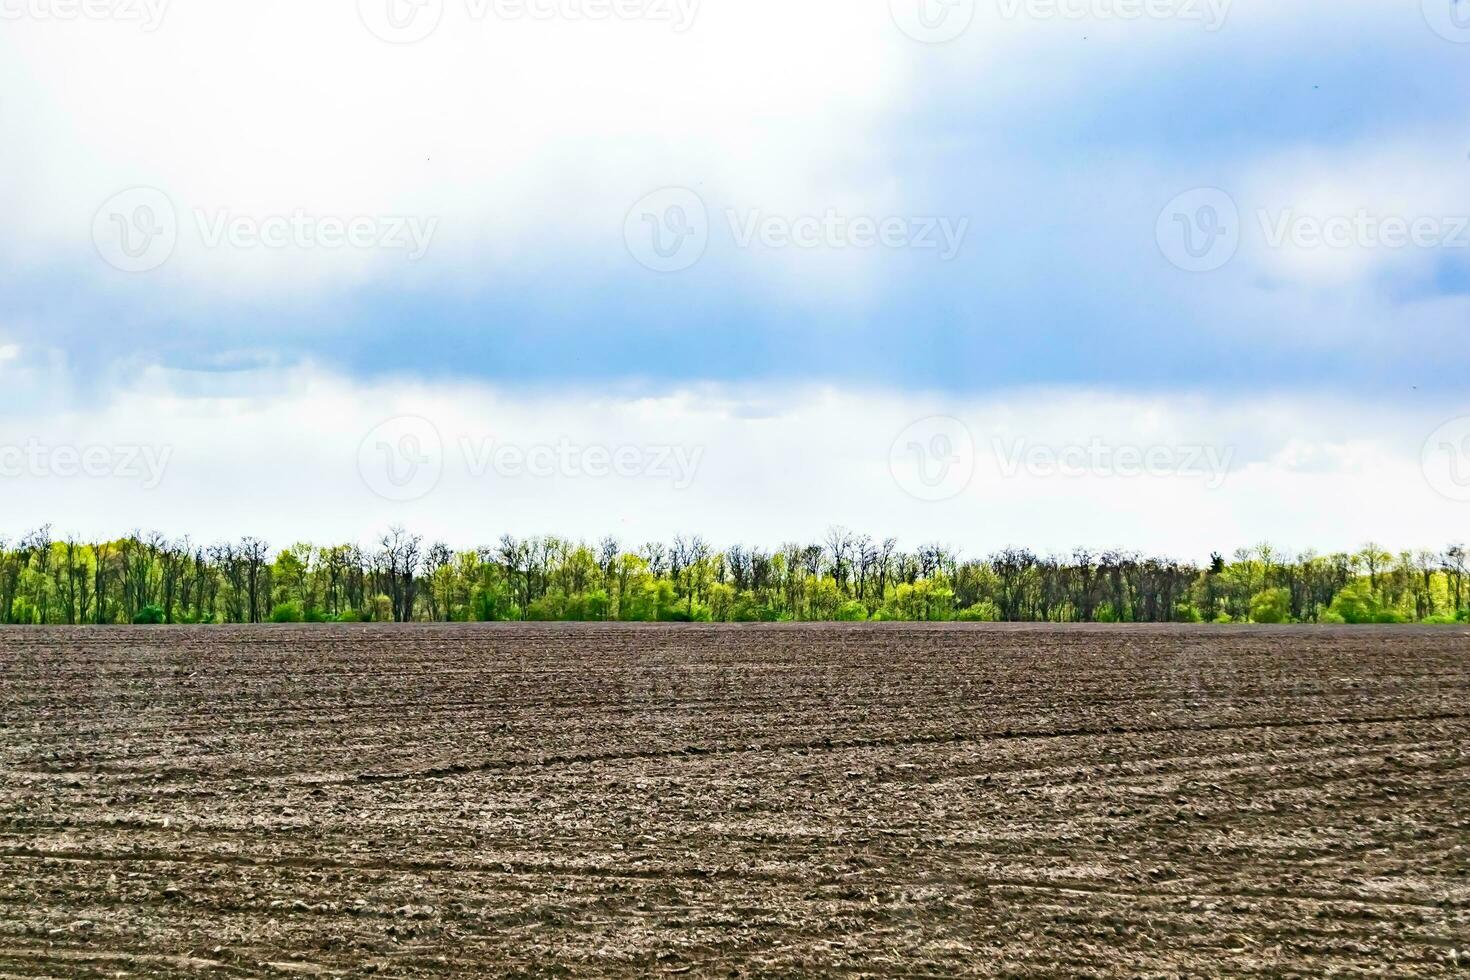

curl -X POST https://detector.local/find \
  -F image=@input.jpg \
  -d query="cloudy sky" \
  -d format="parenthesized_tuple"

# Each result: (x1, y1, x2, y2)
(2, 0, 1468, 556)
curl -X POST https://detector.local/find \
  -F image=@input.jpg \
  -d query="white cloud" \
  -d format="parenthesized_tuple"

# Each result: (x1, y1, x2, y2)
(0, 365, 1463, 556)
(5, 0, 1453, 305)
(0, 0, 910, 295)
(1239, 133, 1470, 286)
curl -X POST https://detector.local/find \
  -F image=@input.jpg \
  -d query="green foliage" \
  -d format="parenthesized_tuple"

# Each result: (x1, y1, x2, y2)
(526, 593, 564, 621)
(1248, 588, 1292, 624)
(132, 604, 166, 625)
(570, 589, 610, 622)
(470, 586, 512, 622)
(707, 583, 737, 622)
(727, 590, 779, 622)
(270, 602, 304, 623)
(371, 595, 393, 622)
(657, 599, 711, 622)
(881, 579, 956, 622)
(956, 600, 1002, 622)
(5, 529, 1467, 626)
(1326, 582, 1410, 624)
(1328, 583, 1378, 624)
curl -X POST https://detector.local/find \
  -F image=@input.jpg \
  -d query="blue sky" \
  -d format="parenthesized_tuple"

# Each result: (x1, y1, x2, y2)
(2, 0, 1467, 394)
(2, 0, 1469, 548)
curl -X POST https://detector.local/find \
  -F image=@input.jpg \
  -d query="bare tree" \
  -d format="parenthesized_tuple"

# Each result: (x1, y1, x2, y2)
(240, 537, 271, 623)
(1444, 544, 1467, 615)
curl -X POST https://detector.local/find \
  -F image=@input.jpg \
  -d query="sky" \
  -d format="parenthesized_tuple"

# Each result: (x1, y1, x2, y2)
(1, 0, 1469, 557)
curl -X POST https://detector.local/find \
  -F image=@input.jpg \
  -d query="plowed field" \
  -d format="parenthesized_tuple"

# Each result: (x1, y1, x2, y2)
(1, 624, 1467, 976)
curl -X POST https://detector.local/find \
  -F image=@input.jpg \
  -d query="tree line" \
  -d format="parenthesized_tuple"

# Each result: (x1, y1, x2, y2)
(0, 527, 1465, 626)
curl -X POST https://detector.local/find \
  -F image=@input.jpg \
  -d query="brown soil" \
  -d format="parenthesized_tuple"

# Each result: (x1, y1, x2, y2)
(1, 624, 1467, 976)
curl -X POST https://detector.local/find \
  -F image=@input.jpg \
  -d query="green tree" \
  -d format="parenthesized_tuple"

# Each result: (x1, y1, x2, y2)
(1249, 588, 1292, 624)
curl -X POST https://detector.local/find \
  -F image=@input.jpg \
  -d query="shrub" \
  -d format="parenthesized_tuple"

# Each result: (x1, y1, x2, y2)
(956, 601, 1002, 622)
(270, 602, 303, 623)
(526, 594, 566, 621)
(728, 592, 778, 622)
(372, 595, 393, 622)
(1325, 584, 1410, 624)
(835, 600, 869, 622)
(470, 589, 507, 622)
(1327, 582, 1381, 624)
(566, 590, 610, 622)
(1248, 588, 1292, 624)
(131, 604, 166, 625)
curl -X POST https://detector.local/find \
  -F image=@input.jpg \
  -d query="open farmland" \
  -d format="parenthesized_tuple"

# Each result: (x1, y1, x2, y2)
(0, 624, 1467, 977)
